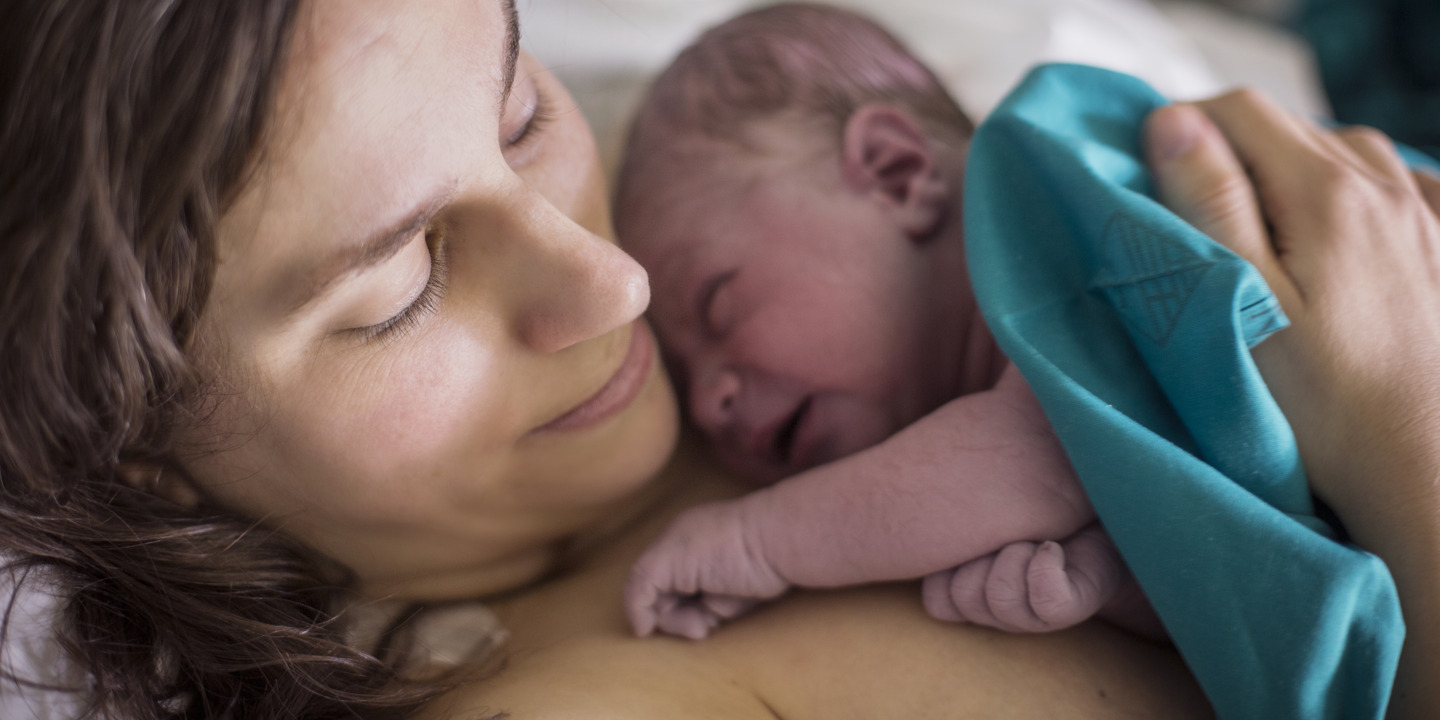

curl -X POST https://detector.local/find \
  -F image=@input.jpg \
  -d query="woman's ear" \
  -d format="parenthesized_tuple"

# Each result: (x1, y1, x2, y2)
(840, 105, 949, 239)
(118, 461, 203, 508)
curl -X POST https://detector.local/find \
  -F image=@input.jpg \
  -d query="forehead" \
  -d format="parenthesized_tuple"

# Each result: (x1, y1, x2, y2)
(216, 0, 507, 310)
(624, 163, 750, 288)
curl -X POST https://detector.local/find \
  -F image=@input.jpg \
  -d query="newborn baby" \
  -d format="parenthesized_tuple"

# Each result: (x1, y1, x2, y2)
(616, 3, 1151, 640)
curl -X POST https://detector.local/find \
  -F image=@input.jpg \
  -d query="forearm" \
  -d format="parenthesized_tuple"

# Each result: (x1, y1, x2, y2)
(1380, 525, 1440, 720)
(1325, 449, 1440, 720)
(741, 386, 1094, 587)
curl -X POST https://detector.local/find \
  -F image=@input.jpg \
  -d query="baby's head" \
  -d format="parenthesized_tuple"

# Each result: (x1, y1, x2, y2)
(616, 3, 979, 482)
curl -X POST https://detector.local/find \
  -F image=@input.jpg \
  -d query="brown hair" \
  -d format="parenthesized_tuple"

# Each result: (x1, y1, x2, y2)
(0, 1, 451, 716)
(615, 2, 973, 207)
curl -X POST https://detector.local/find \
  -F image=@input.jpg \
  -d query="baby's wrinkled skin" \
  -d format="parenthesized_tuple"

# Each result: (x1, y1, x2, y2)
(616, 101, 1153, 640)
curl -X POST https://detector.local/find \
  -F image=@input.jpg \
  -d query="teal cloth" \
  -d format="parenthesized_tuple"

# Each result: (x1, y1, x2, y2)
(964, 64, 1403, 720)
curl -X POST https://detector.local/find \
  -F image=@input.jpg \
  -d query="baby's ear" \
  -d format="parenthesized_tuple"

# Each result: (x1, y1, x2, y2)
(840, 105, 948, 239)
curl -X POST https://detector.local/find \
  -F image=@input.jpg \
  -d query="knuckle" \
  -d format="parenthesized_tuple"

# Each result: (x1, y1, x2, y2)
(986, 572, 1025, 604)
(1312, 162, 1362, 202)
(954, 592, 987, 620)
(1216, 86, 1266, 112)
(1190, 172, 1256, 220)
(997, 542, 1036, 561)
(1029, 583, 1073, 618)
(627, 557, 660, 586)
(1339, 124, 1393, 152)
(953, 574, 987, 608)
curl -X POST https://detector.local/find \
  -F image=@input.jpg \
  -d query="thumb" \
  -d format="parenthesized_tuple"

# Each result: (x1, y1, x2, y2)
(1144, 104, 1293, 304)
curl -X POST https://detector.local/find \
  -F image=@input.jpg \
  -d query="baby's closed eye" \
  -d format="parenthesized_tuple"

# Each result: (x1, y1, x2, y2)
(698, 270, 738, 336)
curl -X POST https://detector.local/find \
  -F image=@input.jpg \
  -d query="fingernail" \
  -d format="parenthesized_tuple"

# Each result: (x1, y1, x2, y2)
(1151, 105, 1204, 162)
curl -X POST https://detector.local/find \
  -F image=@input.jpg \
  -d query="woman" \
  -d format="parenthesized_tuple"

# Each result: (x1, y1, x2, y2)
(0, 1, 1432, 718)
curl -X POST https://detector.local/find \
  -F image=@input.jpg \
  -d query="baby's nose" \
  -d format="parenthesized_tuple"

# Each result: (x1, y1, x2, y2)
(689, 367, 741, 434)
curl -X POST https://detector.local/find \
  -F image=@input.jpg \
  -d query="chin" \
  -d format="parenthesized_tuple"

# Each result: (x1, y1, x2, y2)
(536, 357, 681, 506)
(705, 443, 789, 486)
(605, 367, 682, 492)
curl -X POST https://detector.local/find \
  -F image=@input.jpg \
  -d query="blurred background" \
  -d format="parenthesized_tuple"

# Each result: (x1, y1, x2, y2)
(514, 0, 1437, 172)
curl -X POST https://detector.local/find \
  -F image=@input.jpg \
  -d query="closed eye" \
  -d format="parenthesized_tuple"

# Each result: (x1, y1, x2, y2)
(698, 269, 737, 337)
(353, 229, 449, 344)
(505, 87, 553, 150)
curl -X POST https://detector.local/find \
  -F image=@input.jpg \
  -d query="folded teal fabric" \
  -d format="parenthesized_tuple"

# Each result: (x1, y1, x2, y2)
(965, 64, 1403, 720)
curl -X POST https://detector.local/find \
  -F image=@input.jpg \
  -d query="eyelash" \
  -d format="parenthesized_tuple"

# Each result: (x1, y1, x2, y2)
(700, 270, 737, 336)
(506, 88, 554, 150)
(357, 230, 449, 344)
(353, 92, 552, 345)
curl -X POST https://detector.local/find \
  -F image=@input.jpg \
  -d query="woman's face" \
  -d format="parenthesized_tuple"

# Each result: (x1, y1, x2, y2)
(184, 0, 678, 600)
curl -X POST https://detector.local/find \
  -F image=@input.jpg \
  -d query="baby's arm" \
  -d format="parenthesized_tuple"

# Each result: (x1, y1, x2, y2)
(627, 364, 1099, 637)
(745, 364, 1092, 585)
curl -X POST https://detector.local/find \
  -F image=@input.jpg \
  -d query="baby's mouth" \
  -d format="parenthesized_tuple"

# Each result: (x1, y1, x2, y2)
(771, 396, 812, 468)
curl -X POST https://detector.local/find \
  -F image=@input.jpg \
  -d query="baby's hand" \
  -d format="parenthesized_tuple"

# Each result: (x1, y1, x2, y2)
(921, 523, 1126, 632)
(625, 499, 790, 639)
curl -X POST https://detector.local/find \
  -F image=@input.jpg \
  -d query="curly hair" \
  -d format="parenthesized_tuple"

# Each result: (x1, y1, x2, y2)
(0, 1, 456, 716)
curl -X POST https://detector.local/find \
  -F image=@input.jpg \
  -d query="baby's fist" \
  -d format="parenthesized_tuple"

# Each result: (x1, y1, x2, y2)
(625, 499, 790, 639)
(922, 523, 1126, 632)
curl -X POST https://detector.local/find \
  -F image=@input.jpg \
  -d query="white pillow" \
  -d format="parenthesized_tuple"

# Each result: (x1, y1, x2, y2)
(518, 0, 1226, 167)
(0, 570, 85, 720)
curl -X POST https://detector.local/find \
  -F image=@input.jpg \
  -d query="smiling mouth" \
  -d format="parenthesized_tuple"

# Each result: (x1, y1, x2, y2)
(531, 325, 654, 435)
(771, 397, 812, 467)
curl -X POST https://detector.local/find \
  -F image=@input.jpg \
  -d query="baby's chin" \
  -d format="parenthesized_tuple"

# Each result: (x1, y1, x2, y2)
(703, 428, 872, 486)
(708, 442, 792, 486)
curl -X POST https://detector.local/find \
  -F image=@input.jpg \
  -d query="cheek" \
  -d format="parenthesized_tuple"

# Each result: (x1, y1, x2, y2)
(257, 333, 511, 519)
(341, 341, 495, 459)
(737, 277, 900, 391)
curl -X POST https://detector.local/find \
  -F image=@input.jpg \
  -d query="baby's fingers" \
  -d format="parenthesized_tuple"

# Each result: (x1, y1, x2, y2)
(623, 571, 657, 636)
(625, 549, 682, 637)
(1029, 527, 1126, 628)
(984, 542, 1050, 632)
(701, 593, 758, 621)
(656, 600, 719, 640)
(922, 569, 965, 622)
(946, 555, 1003, 629)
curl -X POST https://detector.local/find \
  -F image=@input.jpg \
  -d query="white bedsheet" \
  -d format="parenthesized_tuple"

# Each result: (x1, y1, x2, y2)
(517, 0, 1328, 170)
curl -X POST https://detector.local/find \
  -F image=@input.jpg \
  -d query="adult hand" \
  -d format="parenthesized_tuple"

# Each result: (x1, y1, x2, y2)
(1143, 89, 1440, 719)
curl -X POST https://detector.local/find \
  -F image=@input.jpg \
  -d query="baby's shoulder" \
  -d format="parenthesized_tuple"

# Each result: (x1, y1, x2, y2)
(931, 362, 1048, 427)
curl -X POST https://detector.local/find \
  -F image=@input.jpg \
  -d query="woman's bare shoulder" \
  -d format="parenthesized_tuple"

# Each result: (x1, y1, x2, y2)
(418, 633, 773, 720)
(418, 446, 1209, 719)
(712, 585, 1209, 720)
(420, 583, 1210, 720)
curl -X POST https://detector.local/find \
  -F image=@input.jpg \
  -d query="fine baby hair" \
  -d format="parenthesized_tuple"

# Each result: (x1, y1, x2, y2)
(615, 1, 974, 213)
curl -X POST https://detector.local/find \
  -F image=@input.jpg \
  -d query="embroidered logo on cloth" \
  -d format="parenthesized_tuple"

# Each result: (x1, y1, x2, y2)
(1090, 213, 1213, 348)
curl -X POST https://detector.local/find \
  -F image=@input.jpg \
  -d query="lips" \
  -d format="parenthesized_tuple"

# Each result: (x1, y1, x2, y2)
(748, 396, 813, 469)
(532, 325, 654, 434)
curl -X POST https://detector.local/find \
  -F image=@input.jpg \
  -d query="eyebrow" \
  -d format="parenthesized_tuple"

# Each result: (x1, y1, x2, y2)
(284, 185, 458, 316)
(500, 0, 520, 110)
(283, 2, 521, 317)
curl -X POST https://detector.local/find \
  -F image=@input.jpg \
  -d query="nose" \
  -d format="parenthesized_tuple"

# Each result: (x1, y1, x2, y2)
(688, 363, 741, 433)
(500, 183, 651, 354)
